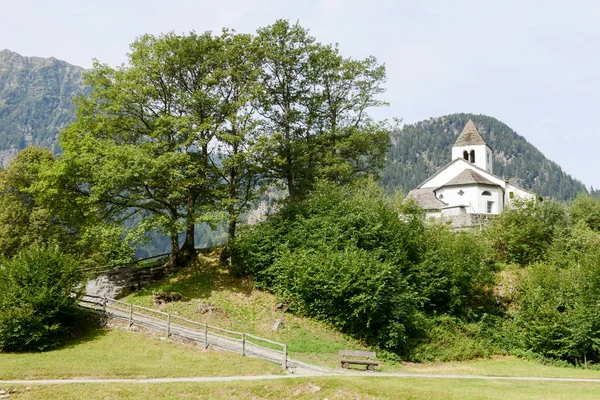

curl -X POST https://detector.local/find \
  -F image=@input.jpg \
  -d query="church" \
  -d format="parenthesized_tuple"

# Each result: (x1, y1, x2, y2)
(407, 120, 536, 228)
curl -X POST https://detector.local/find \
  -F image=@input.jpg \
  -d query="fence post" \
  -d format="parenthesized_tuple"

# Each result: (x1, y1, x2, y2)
(128, 303, 133, 329)
(204, 323, 208, 349)
(282, 344, 287, 370)
(241, 333, 246, 356)
(166, 313, 171, 339)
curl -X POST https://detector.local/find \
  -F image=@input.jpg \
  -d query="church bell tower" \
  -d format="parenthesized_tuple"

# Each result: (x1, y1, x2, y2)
(451, 119, 493, 173)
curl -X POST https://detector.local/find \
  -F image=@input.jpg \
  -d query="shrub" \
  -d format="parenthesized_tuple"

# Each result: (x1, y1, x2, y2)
(417, 224, 496, 318)
(408, 316, 497, 362)
(513, 225, 600, 364)
(0, 246, 82, 351)
(232, 180, 425, 353)
(485, 199, 569, 266)
(570, 193, 600, 232)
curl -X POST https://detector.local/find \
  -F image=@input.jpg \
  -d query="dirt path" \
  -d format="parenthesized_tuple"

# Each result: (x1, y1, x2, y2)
(4, 372, 600, 385)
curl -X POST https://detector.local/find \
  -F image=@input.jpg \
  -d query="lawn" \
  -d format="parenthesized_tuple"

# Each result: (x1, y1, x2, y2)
(123, 252, 365, 365)
(0, 327, 281, 380)
(6, 376, 600, 399)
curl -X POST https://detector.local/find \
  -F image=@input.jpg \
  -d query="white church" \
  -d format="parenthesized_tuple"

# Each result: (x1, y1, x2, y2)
(408, 119, 536, 227)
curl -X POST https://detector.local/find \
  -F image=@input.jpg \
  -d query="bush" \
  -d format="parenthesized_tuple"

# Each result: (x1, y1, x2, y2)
(513, 225, 600, 364)
(570, 193, 600, 232)
(0, 246, 82, 351)
(417, 224, 496, 318)
(485, 199, 569, 266)
(232, 181, 425, 353)
(408, 316, 498, 362)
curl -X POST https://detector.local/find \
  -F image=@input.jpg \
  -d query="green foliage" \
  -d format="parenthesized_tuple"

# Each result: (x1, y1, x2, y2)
(383, 113, 587, 200)
(0, 147, 64, 257)
(417, 225, 496, 318)
(485, 199, 570, 266)
(0, 246, 82, 351)
(233, 180, 425, 353)
(510, 224, 600, 364)
(56, 21, 390, 261)
(0, 147, 132, 266)
(408, 316, 497, 362)
(569, 193, 600, 232)
(254, 20, 390, 198)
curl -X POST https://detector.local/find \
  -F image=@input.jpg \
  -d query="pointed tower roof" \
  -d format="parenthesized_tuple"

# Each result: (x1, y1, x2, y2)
(454, 119, 487, 147)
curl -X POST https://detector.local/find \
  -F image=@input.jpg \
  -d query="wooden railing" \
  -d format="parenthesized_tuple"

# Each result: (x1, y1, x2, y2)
(80, 294, 288, 370)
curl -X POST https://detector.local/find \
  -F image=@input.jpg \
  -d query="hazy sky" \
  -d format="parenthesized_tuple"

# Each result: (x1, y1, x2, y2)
(2, 0, 599, 189)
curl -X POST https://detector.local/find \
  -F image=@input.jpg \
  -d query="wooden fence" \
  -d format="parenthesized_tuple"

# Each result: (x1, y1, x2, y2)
(80, 295, 288, 370)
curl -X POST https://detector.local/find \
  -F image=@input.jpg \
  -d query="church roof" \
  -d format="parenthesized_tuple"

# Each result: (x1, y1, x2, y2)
(439, 169, 500, 188)
(454, 119, 488, 147)
(407, 188, 447, 210)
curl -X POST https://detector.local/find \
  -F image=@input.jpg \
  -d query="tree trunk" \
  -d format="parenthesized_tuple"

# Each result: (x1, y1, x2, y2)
(228, 160, 238, 242)
(168, 234, 180, 269)
(180, 195, 197, 261)
(228, 219, 237, 242)
(286, 159, 295, 199)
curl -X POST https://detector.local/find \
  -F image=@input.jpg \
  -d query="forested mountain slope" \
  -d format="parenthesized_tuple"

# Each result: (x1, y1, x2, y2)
(383, 113, 587, 200)
(0, 52, 589, 201)
(0, 49, 86, 165)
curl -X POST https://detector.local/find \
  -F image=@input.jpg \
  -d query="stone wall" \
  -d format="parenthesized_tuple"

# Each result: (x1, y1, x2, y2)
(85, 264, 173, 299)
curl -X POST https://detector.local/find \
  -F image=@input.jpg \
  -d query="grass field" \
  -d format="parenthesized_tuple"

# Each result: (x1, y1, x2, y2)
(5, 251, 600, 399)
(123, 252, 365, 367)
(0, 327, 281, 380)
(5, 376, 600, 399)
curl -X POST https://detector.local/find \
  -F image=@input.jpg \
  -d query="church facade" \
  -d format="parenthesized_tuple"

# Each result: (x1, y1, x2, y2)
(407, 120, 536, 227)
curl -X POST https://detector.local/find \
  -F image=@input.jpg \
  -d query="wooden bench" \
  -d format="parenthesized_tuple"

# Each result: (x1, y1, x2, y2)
(339, 350, 378, 371)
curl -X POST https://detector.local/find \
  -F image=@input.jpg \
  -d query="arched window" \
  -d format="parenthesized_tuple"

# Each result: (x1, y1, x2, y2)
(469, 150, 475, 163)
(482, 191, 491, 196)
(463, 150, 469, 160)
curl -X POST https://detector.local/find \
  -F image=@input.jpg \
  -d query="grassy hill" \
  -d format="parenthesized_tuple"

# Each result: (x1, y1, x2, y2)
(122, 250, 365, 368)
(5, 251, 600, 399)
(383, 113, 588, 200)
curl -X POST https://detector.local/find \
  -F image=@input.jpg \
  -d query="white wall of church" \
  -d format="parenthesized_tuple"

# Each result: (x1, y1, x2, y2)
(505, 183, 536, 204)
(451, 144, 492, 173)
(477, 186, 503, 214)
(436, 184, 503, 214)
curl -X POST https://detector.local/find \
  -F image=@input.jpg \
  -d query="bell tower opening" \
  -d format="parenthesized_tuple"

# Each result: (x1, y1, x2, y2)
(452, 119, 493, 172)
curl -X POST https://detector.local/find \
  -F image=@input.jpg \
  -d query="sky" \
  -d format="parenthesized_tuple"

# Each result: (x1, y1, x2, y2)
(1, 0, 599, 189)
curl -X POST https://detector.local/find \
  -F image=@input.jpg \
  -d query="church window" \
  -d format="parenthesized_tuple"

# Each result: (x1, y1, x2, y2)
(469, 150, 475, 163)
(487, 201, 494, 213)
(509, 191, 515, 199)
(438, 194, 444, 200)
(458, 190, 464, 196)
(482, 191, 491, 196)
(463, 150, 468, 160)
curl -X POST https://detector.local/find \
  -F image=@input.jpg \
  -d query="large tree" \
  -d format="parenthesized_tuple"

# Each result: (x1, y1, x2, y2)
(254, 20, 389, 199)
(59, 32, 228, 264)
(57, 21, 391, 264)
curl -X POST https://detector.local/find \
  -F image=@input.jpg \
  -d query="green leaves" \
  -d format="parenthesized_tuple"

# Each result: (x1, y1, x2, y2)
(254, 20, 389, 198)
(0, 246, 82, 351)
(232, 180, 424, 353)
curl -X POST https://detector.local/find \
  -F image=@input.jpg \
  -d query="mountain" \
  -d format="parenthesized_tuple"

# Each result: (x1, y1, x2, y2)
(383, 113, 588, 201)
(0, 49, 87, 166)
(0, 52, 588, 201)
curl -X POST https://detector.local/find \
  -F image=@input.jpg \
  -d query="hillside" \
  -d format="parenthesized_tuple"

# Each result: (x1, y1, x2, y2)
(0, 49, 86, 166)
(383, 113, 587, 200)
(0, 52, 589, 201)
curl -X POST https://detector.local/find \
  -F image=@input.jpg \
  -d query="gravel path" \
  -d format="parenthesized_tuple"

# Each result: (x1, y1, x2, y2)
(4, 372, 600, 385)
